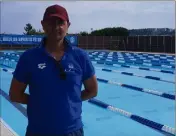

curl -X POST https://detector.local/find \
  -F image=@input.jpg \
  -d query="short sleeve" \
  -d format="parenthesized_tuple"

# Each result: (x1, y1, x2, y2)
(13, 52, 30, 84)
(82, 51, 95, 81)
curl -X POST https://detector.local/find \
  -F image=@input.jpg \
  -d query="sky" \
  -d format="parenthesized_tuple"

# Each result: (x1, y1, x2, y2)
(1, 1, 175, 34)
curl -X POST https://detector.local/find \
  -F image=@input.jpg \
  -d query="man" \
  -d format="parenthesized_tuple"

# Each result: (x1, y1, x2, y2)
(9, 4, 98, 136)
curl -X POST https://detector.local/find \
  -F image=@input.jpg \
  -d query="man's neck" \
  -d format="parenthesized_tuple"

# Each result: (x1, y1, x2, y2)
(45, 38, 65, 53)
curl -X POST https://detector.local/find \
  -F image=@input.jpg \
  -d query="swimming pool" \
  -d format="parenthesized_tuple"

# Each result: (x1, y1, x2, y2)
(0, 50, 175, 136)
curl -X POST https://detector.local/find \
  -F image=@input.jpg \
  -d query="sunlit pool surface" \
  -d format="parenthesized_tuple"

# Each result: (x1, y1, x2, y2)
(0, 50, 175, 136)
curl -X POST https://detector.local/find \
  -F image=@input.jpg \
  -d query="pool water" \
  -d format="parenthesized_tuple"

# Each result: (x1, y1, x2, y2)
(0, 50, 175, 136)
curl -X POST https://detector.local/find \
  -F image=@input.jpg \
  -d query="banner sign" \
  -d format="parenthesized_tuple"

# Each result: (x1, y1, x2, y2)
(65, 35, 78, 46)
(0, 34, 78, 46)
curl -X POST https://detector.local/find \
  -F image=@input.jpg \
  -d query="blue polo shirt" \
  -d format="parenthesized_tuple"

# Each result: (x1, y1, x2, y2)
(13, 37, 95, 135)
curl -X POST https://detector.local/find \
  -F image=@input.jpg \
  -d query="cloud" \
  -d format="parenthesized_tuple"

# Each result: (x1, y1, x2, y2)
(1, 1, 175, 34)
(142, 2, 174, 13)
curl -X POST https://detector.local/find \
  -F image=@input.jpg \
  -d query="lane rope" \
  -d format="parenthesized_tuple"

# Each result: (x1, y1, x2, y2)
(96, 78, 175, 100)
(1, 67, 174, 101)
(0, 60, 175, 135)
(95, 67, 175, 84)
(90, 57, 175, 69)
(88, 98, 175, 136)
(92, 61, 175, 74)
(0, 55, 175, 75)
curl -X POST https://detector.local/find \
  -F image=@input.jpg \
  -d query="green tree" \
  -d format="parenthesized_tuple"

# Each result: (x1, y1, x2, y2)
(79, 31, 89, 36)
(34, 29, 45, 35)
(24, 23, 45, 35)
(24, 23, 34, 35)
(90, 27, 129, 36)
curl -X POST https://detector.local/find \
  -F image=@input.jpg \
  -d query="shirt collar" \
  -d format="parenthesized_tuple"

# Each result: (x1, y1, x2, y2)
(39, 36, 72, 57)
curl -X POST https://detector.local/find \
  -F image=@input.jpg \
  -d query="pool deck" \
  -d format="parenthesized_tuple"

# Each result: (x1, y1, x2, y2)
(0, 119, 17, 136)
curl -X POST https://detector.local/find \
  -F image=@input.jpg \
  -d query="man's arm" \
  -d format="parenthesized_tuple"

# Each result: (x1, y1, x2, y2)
(9, 78, 29, 104)
(81, 75, 98, 101)
(9, 51, 30, 104)
(80, 50, 98, 101)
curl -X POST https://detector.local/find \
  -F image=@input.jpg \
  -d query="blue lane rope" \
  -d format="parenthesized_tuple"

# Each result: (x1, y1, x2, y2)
(4, 50, 174, 62)
(1, 52, 174, 135)
(88, 52, 175, 60)
(95, 67, 175, 84)
(91, 61, 175, 74)
(88, 54, 175, 67)
(88, 98, 175, 136)
(89, 54, 175, 63)
(3, 54, 173, 75)
(88, 56, 175, 64)
(0, 67, 175, 101)
(0, 68, 14, 74)
(0, 53, 175, 70)
(96, 78, 175, 100)
(2, 54, 174, 75)
(1, 52, 175, 63)
(90, 55, 175, 62)
(90, 57, 175, 69)
(1, 86, 174, 136)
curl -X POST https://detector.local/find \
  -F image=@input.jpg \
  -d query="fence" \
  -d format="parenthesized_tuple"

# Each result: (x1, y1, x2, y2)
(0, 35, 175, 53)
(78, 36, 175, 53)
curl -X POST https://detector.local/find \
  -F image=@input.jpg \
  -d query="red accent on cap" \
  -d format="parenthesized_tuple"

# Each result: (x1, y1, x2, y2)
(43, 4, 69, 22)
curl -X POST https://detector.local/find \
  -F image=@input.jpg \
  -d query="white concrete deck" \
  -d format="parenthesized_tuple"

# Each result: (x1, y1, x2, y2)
(0, 118, 18, 136)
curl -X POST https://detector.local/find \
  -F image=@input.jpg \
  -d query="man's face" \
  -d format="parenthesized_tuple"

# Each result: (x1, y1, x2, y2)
(41, 17, 70, 41)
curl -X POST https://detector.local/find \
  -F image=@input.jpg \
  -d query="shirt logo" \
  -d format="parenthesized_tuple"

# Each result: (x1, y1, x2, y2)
(68, 63, 74, 69)
(38, 63, 46, 69)
(65, 63, 74, 72)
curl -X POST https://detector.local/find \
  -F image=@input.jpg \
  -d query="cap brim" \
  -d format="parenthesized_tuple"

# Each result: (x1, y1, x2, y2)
(45, 14, 67, 21)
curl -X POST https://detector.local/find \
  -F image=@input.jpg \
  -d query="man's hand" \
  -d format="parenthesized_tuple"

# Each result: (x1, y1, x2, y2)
(81, 75, 98, 101)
